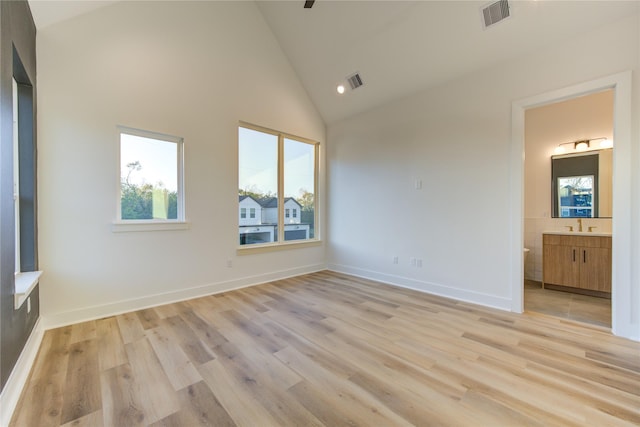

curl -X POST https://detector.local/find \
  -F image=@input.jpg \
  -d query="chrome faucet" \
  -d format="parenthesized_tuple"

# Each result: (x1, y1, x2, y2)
(577, 218, 583, 232)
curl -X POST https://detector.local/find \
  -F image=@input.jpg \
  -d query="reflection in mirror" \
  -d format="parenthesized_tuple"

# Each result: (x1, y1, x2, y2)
(557, 175, 594, 217)
(551, 149, 612, 218)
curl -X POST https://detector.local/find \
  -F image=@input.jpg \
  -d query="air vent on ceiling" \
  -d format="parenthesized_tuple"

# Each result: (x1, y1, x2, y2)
(347, 73, 364, 90)
(482, 0, 510, 29)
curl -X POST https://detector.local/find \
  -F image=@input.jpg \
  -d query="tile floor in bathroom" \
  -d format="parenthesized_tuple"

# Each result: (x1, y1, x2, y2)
(524, 280, 611, 328)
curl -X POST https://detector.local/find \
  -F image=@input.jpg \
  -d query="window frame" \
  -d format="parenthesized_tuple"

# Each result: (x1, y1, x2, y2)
(238, 122, 320, 252)
(12, 77, 20, 274)
(12, 49, 42, 309)
(113, 126, 188, 232)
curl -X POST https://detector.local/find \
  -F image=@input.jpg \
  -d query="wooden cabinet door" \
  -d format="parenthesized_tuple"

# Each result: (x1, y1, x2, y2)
(543, 244, 579, 288)
(579, 247, 612, 292)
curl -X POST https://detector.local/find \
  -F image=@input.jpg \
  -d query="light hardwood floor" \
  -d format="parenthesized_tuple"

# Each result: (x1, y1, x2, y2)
(10, 271, 640, 426)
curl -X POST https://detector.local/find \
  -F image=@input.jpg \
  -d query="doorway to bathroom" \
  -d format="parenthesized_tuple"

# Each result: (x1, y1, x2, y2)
(522, 90, 613, 328)
(512, 71, 634, 340)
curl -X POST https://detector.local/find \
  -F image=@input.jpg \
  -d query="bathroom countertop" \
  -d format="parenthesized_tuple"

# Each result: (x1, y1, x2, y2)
(543, 231, 612, 237)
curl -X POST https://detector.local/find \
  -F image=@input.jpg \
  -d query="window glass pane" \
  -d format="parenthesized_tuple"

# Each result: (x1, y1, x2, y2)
(13, 78, 20, 272)
(284, 138, 315, 241)
(239, 127, 278, 245)
(557, 175, 594, 218)
(120, 132, 178, 220)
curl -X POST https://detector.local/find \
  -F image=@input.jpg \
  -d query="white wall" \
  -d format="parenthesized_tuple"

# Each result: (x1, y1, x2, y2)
(37, 1, 326, 326)
(327, 12, 640, 339)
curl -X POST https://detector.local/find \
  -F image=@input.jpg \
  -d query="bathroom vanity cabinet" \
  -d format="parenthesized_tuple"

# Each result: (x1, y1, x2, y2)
(542, 233, 611, 294)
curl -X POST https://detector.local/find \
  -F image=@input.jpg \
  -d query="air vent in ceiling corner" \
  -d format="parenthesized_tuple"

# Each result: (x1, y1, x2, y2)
(482, 0, 510, 29)
(347, 73, 364, 90)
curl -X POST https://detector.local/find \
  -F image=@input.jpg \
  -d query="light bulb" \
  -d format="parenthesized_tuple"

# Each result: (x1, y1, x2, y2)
(336, 85, 345, 94)
(599, 138, 613, 148)
(575, 141, 589, 151)
(554, 146, 565, 155)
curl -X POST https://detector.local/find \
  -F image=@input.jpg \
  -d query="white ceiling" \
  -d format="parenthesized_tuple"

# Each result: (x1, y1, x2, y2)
(28, 1, 638, 124)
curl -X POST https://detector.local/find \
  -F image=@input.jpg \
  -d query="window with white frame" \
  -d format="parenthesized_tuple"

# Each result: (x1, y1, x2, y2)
(118, 127, 184, 221)
(241, 208, 247, 219)
(12, 59, 42, 307)
(250, 208, 256, 219)
(238, 123, 318, 246)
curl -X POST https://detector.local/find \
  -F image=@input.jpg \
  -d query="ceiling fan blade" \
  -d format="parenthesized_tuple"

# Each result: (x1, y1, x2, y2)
(304, 0, 315, 8)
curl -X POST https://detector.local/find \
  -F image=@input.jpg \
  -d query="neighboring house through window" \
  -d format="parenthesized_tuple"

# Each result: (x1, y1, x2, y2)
(238, 123, 318, 246)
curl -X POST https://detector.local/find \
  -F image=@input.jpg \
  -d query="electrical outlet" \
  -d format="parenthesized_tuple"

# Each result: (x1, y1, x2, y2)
(393, 256, 399, 264)
(416, 259, 423, 268)
(226, 259, 233, 268)
(414, 178, 422, 190)
(410, 257, 416, 267)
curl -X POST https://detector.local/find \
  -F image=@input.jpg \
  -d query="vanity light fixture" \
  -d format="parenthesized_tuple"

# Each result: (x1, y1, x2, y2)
(336, 84, 345, 94)
(553, 137, 612, 155)
(574, 140, 589, 151)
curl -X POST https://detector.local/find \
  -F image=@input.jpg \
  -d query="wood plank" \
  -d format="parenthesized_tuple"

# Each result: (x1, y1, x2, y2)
(60, 339, 102, 424)
(148, 381, 236, 427)
(100, 364, 146, 426)
(161, 315, 215, 365)
(96, 317, 127, 372)
(136, 308, 161, 330)
(123, 338, 180, 424)
(60, 410, 104, 427)
(69, 320, 97, 344)
(145, 326, 202, 390)
(116, 311, 146, 344)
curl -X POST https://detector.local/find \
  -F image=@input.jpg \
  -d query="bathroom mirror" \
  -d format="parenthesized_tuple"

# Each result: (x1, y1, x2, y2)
(551, 149, 612, 218)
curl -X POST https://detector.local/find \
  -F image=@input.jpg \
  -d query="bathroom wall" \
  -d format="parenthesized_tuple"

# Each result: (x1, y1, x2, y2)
(524, 90, 614, 281)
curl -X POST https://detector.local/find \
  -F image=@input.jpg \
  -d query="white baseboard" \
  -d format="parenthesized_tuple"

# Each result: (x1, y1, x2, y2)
(327, 263, 512, 311)
(0, 318, 44, 427)
(43, 263, 327, 329)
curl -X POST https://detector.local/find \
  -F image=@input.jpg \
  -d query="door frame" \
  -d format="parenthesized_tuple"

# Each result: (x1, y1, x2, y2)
(510, 71, 634, 340)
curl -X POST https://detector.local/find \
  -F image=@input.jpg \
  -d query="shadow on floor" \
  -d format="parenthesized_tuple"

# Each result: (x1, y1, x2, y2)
(524, 280, 611, 328)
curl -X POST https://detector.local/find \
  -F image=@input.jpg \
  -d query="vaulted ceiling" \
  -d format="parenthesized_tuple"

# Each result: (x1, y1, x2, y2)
(28, 1, 638, 124)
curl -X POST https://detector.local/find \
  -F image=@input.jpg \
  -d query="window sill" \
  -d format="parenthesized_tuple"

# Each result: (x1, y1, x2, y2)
(112, 221, 190, 233)
(15, 271, 42, 310)
(237, 239, 322, 255)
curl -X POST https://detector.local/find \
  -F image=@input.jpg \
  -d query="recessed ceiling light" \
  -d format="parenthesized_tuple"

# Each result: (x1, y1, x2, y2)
(336, 85, 345, 94)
